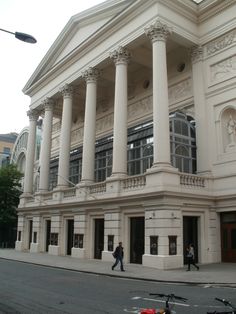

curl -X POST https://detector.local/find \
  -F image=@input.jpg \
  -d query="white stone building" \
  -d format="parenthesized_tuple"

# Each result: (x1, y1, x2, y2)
(16, 0, 236, 269)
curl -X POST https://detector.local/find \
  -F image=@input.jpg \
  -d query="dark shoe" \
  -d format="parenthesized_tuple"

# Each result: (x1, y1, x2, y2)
(197, 266, 199, 271)
(186, 269, 190, 271)
(121, 269, 125, 272)
(112, 266, 114, 270)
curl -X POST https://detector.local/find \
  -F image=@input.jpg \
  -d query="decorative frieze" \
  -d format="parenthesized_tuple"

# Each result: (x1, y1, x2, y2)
(128, 95, 152, 120)
(206, 30, 236, 56)
(145, 19, 172, 42)
(109, 46, 131, 64)
(210, 55, 236, 82)
(168, 78, 192, 104)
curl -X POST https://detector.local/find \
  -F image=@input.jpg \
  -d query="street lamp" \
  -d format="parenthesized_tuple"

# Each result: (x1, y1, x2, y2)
(0, 28, 37, 43)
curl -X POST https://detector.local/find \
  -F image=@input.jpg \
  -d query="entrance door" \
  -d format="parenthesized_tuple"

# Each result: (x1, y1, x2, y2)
(67, 220, 74, 255)
(130, 217, 144, 264)
(28, 220, 33, 250)
(94, 219, 104, 259)
(221, 223, 236, 262)
(183, 216, 198, 264)
(45, 220, 51, 252)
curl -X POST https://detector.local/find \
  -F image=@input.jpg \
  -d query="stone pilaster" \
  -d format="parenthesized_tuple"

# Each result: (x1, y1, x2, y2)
(191, 45, 210, 175)
(57, 84, 73, 188)
(80, 68, 100, 185)
(110, 46, 131, 178)
(39, 98, 54, 191)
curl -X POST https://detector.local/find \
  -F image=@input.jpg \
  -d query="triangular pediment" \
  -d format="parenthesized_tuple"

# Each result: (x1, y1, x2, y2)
(23, 0, 135, 93)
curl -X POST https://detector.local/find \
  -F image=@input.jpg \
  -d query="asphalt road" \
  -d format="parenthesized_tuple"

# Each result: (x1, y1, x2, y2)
(0, 259, 235, 314)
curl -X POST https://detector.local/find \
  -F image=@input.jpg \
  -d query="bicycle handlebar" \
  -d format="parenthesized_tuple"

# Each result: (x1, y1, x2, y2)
(149, 293, 188, 302)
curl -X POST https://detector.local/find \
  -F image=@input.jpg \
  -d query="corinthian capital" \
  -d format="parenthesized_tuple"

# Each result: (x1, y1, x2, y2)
(145, 19, 172, 42)
(59, 84, 74, 98)
(42, 97, 54, 111)
(110, 46, 131, 65)
(190, 45, 203, 64)
(27, 109, 39, 121)
(82, 67, 101, 83)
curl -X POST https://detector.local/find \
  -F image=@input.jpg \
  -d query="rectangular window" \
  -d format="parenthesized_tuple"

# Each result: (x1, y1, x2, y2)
(33, 232, 37, 243)
(50, 233, 58, 246)
(150, 236, 158, 255)
(18, 231, 21, 241)
(78, 234, 84, 248)
(108, 235, 114, 251)
(169, 236, 177, 255)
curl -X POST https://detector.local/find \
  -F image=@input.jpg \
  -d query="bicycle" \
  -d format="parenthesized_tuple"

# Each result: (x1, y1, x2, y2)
(207, 297, 236, 314)
(140, 293, 188, 314)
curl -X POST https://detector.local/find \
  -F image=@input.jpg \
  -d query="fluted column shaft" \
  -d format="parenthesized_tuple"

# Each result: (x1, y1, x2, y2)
(81, 68, 100, 184)
(110, 46, 130, 177)
(23, 109, 38, 195)
(57, 84, 73, 187)
(145, 20, 172, 166)
(39, 98, 54, 191)
(191, 46, 210, 174)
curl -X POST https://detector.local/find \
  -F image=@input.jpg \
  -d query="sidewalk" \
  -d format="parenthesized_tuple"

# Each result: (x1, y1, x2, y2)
(0, 249, 235, 287)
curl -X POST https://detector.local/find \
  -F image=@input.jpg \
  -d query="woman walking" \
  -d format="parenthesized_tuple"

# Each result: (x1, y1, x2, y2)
(186, 243, 199, 271)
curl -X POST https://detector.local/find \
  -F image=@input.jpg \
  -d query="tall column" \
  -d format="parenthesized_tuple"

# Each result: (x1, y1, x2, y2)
(23, 109, 38, 195)
(57, 84, 73, 188)
(191, 46, 210, 175)
(39, 98, 54, 191)
(80, 68, 100, 185)
(110, 46, 130, 178)
(145, 20, 172, 168)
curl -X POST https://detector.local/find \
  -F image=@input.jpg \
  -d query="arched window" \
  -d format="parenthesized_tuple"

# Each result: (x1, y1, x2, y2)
(170, 112, 196, 173)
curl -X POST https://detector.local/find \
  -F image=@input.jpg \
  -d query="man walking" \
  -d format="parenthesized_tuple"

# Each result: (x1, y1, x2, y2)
(112, 242, 125, 271)
(186, 243, 199, 271)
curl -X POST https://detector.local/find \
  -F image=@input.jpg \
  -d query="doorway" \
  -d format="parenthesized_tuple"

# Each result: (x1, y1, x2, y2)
(221, 212, 236, 262)
(28, 220, 33, 250)
(130, 217, 144, 264)
(94, 219, 104, 259)
(67, 219, 74, 255)
(183, 216, 198, 264)
(45, 220, 51, 252)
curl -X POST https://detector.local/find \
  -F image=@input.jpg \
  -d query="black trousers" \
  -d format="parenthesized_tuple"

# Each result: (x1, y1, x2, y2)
(187, 257, 199, 270)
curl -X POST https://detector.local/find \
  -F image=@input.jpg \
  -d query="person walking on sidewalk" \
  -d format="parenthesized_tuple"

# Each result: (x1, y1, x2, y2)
(112, 242, 125, 271)
(186, 243, 199, 271)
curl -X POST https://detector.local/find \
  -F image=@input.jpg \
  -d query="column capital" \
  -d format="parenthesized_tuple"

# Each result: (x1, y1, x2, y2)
(110, 46, 131, 65)
(82, 67, 101, 83)
(42, 97, 54, 111)
(59, 84, 74, 98)
(145, 19, 172, 43)
(190, 45, 203, 64)
(27, 109, 39, 121)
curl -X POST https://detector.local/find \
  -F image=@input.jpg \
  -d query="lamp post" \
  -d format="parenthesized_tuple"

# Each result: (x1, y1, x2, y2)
(0, 28, 37, 43)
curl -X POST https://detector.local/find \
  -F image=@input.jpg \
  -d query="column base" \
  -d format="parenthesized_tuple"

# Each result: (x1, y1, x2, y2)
(146, 164, 179, 189)
(71, 248, 85, 259)
(143, 254, 183, 270)
(15, 241, 23, 251)
(48, 245, 60, 255)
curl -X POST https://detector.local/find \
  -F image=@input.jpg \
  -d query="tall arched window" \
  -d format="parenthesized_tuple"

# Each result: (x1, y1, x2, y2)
(170, 112, 196, 173)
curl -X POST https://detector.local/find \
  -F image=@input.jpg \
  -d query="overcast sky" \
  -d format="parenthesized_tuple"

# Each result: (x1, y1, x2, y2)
(0, 0, 105, 135)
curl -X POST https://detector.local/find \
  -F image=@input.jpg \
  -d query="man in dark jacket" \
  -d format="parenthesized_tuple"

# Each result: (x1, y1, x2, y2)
(112, 242, 125, 271)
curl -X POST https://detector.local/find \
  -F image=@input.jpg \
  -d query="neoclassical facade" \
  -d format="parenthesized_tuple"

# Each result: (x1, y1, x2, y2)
(16, 0, 236, 269)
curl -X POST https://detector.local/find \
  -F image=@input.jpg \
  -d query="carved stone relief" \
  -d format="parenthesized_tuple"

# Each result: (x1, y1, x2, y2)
(168, 78, 192, 104)
(221, 108, 236, 152)
(211, 55, 236, 82)
(206, 30, 236, 56)
(128, 95, 152, 121)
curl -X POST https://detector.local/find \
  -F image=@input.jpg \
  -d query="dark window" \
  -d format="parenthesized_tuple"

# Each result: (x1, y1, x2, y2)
(169, 236, 177, 255)
(150, 236, 158, 255)
(108, 235, 114, 251)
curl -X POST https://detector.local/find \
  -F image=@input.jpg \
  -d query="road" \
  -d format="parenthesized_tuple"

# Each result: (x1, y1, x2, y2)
(0, 259, 235, 314)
